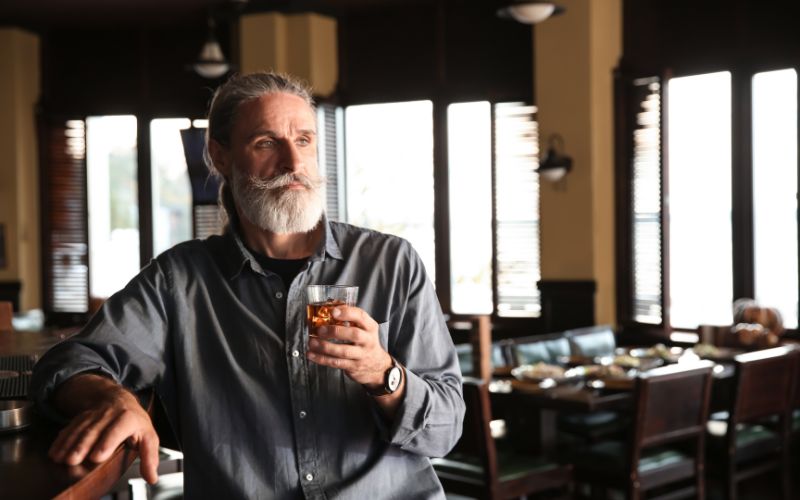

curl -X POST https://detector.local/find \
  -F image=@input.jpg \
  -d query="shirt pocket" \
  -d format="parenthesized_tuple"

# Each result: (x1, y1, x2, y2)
(377, 320, 390, 351)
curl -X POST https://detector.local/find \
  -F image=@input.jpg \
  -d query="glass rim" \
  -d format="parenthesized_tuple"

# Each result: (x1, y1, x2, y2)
(306, 284, 359, 289)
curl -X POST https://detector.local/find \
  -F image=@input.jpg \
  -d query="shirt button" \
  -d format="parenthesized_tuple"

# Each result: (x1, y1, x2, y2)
(275, 292, 284, 299)
(299, 411, 307, 419)
(305, 473, 314, 482)
(292, 350, 300, 358)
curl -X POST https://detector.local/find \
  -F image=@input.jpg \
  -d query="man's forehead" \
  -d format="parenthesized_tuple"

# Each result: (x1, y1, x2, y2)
(235, 92, 316, 130)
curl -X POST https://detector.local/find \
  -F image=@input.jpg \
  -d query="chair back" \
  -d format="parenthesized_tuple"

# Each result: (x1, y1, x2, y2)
(452, 377, 499, 488)
(0, 301, 12, 331)
(731, 346, 796, 423)
(794, 347, 800, 410)
(632, 361, 715, 450)
(627, 361, 714, 498)
(566, 324, 616, 357)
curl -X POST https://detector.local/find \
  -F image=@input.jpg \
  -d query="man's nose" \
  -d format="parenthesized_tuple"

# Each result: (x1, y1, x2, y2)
(279, 142, 305, 173)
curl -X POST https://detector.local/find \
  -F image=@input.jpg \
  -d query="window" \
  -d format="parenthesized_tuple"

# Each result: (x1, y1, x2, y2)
(151, 118, 194, 257)
(667, 72, 733, 328)
(752, 69, 798, 328)
(448, 102, 493, 314)
(86, 116, 140, 298)
(493, 103, 541, 317)
(343, 101, 437, 278)
(630, 80, 662, 324)
(624, 67, 799, 333)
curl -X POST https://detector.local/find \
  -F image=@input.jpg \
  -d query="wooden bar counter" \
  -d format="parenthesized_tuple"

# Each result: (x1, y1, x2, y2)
(0, 327, 139, 499)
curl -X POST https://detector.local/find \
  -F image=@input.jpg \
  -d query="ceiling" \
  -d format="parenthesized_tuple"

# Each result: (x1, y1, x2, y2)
(0, 0, 435, 30)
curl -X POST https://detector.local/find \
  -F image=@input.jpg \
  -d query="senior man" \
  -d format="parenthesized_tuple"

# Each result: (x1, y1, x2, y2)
(32, 72, 464, 499)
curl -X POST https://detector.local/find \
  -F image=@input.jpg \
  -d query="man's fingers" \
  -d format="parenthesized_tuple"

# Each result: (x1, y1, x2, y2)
(307, 351, 355, 371)
(89, 411, 133, 463)
(331, 306, 378, 332)
(308, 337, 359, 359)
(139, 431, 161, 485)
(63, 418, 109, 465)
(50, 415, 99, 462)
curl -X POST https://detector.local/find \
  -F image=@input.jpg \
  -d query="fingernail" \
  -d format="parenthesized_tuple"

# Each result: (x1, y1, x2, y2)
(318, 326, 327, 335)
(332, 308, 341, 318)
(309, 338, 318, 348)
(307, 352, 316, 360)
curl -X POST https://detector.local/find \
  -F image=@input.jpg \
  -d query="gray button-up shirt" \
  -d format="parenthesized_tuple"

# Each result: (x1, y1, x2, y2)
(32, 217, 464, 499)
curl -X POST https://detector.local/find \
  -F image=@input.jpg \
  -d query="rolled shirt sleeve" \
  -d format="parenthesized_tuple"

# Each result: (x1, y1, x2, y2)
(31, 259, 171, 422)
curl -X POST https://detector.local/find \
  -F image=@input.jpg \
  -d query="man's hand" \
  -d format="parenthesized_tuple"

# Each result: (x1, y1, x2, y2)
(306, 306, 406, 417)
(48, 373, 160, 484)
(306, 306, 390, 387)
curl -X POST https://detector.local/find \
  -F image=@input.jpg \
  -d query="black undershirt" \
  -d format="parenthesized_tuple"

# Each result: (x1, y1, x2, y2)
(252, 253, 309, 289)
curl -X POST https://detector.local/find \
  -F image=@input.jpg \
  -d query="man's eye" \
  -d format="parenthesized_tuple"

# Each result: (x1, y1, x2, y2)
(297, 137, 311, 146)
(256, 140, 275, 148)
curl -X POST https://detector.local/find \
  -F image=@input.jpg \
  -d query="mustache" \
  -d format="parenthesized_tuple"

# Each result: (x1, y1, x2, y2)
(246, 172, 325, 191)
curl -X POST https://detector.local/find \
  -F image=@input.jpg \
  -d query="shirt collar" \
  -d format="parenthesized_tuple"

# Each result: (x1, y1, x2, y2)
(221, 213, 343, 280)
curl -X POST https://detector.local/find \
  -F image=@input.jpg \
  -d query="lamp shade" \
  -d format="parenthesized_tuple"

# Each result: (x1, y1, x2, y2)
(193, 39, 229, 79)
(537, 146, 572, 182)
(497, 2, 565, 25)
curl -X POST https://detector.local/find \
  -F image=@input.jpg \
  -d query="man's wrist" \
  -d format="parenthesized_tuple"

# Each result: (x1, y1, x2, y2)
(363, 356, 403, 397)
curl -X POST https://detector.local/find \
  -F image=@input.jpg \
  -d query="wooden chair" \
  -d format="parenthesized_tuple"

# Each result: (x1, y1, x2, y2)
(432, 378, 573, 500)
(574, 361, 715, 500)
(706, 346, 797, 500)
(0, 300, 13, 330)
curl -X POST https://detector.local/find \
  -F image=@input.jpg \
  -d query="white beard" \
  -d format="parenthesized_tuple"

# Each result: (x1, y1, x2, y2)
(231, 167, 325, 234)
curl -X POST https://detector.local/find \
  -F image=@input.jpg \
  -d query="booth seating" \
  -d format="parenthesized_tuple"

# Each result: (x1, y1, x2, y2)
(433, 378, 573, 500)
(705, 346, 798, 500)
(573, 361, 715, 500)
(508, 325, 617, 366)
(565, 324, 617, 358)
(456, 342, 510, 379)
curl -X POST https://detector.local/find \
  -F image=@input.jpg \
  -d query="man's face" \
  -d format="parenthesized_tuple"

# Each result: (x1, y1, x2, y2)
(220, 92, 325, 234)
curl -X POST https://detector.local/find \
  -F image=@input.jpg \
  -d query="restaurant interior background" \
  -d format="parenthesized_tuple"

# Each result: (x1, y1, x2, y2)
(1, 0, 799, 345)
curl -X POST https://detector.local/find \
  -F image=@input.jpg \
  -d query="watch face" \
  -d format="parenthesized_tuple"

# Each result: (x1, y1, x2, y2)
(387, 366, 402, 392)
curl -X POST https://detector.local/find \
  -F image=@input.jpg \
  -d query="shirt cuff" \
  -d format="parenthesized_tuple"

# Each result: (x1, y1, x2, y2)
(371, 368, 429, 448)
(31, 363, 122, 425)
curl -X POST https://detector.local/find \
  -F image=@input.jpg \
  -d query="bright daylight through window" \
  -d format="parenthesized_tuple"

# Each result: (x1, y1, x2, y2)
(448, 102, 493, 314)
(752, 68, 798, 328)
(667, 72, 733, 329)
(151, 118, 195, 256)
(344, 101, 436, 279)
(86, 115, 140, 299)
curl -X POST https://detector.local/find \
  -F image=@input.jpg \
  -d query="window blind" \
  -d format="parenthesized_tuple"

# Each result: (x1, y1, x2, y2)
(42, 118, 89, 317)
(493, 102, 541, 317)
(631, 79, 663, 324)
(317, 103, 345, 221)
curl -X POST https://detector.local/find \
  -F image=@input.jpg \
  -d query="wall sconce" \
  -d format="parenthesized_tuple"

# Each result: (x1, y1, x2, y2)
(538, 134, 572, 183)
(193, 16, 230, 79)
(497, 1, 566, 24)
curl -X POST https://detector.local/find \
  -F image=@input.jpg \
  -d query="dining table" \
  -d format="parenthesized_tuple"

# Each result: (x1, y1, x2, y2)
(488, 348, 738, 456)
(0, 326, 142, 500)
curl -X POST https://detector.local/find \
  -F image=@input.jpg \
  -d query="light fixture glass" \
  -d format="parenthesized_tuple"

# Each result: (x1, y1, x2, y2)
(537, 134, 573, 183)
(497, 2, 565, 25)
(193, 17, 229, 79)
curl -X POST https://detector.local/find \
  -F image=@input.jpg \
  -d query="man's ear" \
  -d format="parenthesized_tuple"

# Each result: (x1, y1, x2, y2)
(208, 139, 232, 177)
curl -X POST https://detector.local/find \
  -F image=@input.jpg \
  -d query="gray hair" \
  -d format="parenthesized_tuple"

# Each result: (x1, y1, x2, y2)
(203, 71, 316, 225)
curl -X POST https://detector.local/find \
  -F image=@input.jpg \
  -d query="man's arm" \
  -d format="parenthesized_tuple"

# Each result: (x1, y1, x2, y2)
(48, 373, 161, 484)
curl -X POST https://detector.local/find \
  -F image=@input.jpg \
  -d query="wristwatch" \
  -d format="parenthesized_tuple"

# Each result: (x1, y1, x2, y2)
(365, 357, 403, 397)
